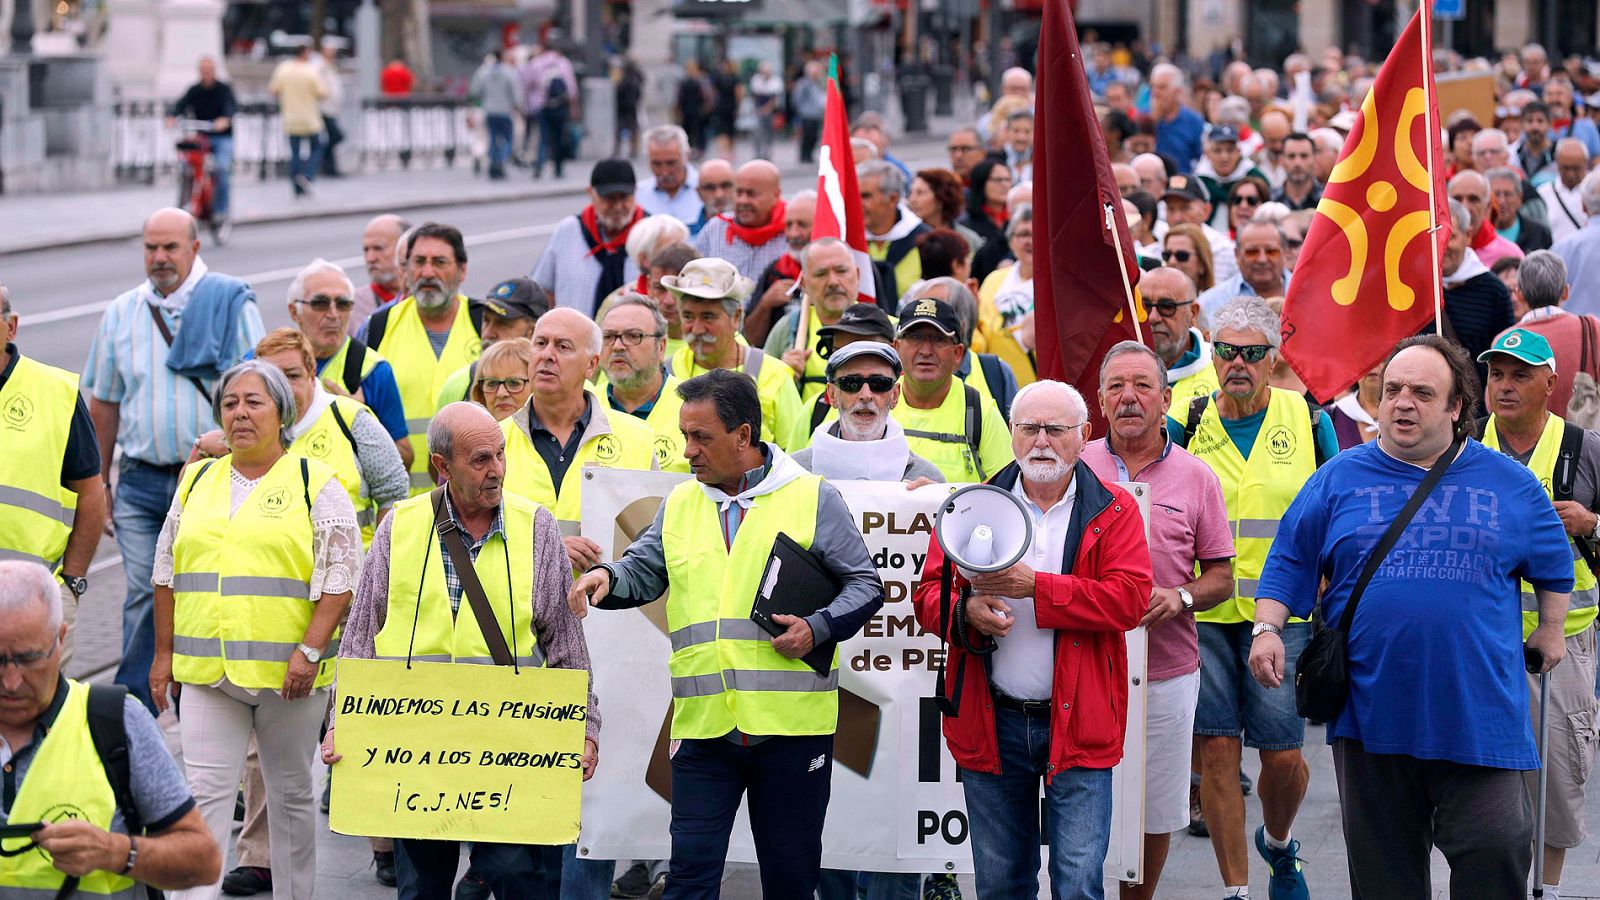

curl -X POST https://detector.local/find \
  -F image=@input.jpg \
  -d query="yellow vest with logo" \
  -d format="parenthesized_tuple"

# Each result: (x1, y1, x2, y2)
(500, 405, 657, 528)
(319, 337, 383, 392)
(1188, 388, 1317, 624)
(1, 681, 137, 899)
(1168, 357, 1222, 416)
(668, 343, 806, 451)
(597, 372, 691, 473)
(171, 454, 339, 689)
(373, 491, 545, 667)
(372, 296, 482, 495)
(0, 355, 79, 570)
(661, 474, 836, 739)
(892, 380, 1014, 483)
(290, 396, 378, 547)
(1481, 414, 1599, 638)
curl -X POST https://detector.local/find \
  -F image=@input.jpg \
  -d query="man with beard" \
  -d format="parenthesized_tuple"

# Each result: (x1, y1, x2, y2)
(85, 207, 262, 714)
(532, 159, 649, 317)
(690, 158, 735, 237)
(646, 242, 698, 358)
(693, 160, 789, 281)
(791, 342, 941, 483)
(1270, 133, 1322, 212)
(433, 277, 550, 408)
(1083, 341, 1235, 900)
(1518, 101, 1558, 186)
(746, 190, 816, 346)
(357, 222, 484, 496)
(764, 237, 861, 405)
(1141, 267, 1219, 411)
(599, 293, 689, 472)
(663, 258, 808, 451)
(1166, 297, 1337, 900)
(635, 125, 701, 223)
(859, 160, 931, 302)
(1198, 221, 1291, 319)
(351, 214, 410, 331)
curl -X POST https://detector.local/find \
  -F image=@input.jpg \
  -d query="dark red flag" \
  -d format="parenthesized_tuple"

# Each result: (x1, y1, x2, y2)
(1032, 0, 1144, 434)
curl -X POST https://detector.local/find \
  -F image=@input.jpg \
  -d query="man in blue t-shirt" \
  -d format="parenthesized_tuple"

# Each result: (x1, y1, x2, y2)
(1150, 63, 1205, 174)
(1248, 335, 1573, 900)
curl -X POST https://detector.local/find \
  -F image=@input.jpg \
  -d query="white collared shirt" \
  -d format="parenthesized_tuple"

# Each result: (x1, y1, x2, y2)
(988, 473, 1077, 701)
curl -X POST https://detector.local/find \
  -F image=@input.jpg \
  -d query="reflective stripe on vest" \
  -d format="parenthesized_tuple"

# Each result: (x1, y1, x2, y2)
(1188, 388, 1317, 624)
(1482, 414, 1600, 638)
(373, 490, 545, 667)
(291, 395, 380, 548)
(373, 297, 482, 496)
(500, 404, 658, 522)
(171, 455, 340, 690)
(661, 474, 835, 740)
(0, 357, 80, 570)
(1, 681, 138, 898)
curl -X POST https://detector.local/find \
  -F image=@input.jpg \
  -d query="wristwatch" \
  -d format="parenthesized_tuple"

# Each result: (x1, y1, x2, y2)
(1251, 621, 1283, 638)
(1176, 586, 1194, 612)
(297, 643, 322, 664)
(62, 574, 89, 599)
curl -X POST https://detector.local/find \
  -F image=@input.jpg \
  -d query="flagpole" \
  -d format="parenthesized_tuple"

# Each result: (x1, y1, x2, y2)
(1106, 205, 1144, 344)
(1420, 1, 1445, 336)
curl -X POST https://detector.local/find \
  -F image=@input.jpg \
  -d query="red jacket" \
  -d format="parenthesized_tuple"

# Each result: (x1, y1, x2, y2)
(913, 461, 1151, 779)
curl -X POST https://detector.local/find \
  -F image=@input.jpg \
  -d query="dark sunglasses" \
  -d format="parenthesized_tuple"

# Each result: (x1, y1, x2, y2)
(1162, 249, 1193, 263)
(1214, 341, 1272, 363)
(832, 374, 898, 394)
(1285, 237, 1305, 249)
(1234, 194, 1263, 206)
(1141, 296, 1193, 317)
(298, 294, 355, 312)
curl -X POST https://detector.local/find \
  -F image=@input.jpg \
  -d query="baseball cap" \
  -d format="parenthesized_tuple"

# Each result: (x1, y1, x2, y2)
(659, 257, 752, 301)
(1161, 174, 1208, 204)
(1478, 328, 1557, 372)
(894, 297, 962, 340)
(481, 277, 550, 320)
(590, 158, 637, 196)
(817, 303, 896, 345)
(1206, 124, 1240, 145)
(826, 342, 902, 379)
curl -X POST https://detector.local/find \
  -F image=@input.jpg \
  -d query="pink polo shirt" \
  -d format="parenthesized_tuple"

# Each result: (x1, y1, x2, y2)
(1081, 436, 1235, 681)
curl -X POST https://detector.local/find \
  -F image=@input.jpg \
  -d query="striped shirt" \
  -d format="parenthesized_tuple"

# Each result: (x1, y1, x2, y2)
(530, 215, 642, 319)
(82, 267, 264, 466)
(436, 491, 506, 615)
(691, 217, 789, 282)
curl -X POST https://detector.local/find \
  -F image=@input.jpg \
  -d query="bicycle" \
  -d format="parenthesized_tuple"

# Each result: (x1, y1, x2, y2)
(174, 118, 233, 245)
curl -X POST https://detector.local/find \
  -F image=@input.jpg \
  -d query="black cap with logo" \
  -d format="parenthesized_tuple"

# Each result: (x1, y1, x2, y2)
(894, 297, 962, 340)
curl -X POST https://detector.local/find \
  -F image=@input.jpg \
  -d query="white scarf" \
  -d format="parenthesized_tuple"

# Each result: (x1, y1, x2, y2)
(1166, 328, 1213, 382)
(807, 418, 912, 481)
(699, 442, 809, 512)
(286, 382, 336, 442)
(1333, 391, 1378, 431)
(139, 256, 210, 312)
(1443, 248, 1490, 287)
(867, 207, 926, 244)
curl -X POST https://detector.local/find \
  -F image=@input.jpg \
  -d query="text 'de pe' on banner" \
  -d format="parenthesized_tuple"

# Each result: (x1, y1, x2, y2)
(329, 658, 589, 844)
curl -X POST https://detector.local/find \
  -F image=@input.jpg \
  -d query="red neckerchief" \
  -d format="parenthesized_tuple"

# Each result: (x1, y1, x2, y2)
(722, 199, 787, 247)
(773, 252, 801, 279)
(1470, 216, 1496, 251)
(1554, 117, 1573, 131)
(984, 205, 1008, 230)
(634, 273, 650, 293)
(580, 205, 646, 258)
(371, 282, 397, 303)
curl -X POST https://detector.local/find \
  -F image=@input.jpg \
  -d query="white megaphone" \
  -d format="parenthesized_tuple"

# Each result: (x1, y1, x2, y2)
(933, 483, 1034, 581)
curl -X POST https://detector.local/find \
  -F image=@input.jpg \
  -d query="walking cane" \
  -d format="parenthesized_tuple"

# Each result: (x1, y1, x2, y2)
(1526, 646, 1550, 899)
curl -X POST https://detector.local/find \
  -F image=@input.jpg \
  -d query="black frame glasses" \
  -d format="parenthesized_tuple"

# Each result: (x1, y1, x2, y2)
(1141, 296, 1193, 318)
(601, 330, 665, 347)
(476, 377, 529, 394)
(831, 374, 898, 394)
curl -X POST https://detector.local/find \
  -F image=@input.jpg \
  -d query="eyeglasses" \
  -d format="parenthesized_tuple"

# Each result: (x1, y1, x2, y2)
(602, 329, 664, 347)
(477, 377, 529, 394)
(832, 373, 898, 393)
(898, 331, 958, 348)
(1014, 422, 1085, 439)
(947, 143, 981, 154)
(1234, 195, 1263, 206)
(0, 637, 58, 671)
(1214, 341, 1273, 363)
(1162, 249, 1193, 263)
(1285, 237, 1305, 250)
(988, 174, 1014, 185)
(701, 180, 734, 191)
(1141, 296, 1193, 317)
(298, 295, 355, 312)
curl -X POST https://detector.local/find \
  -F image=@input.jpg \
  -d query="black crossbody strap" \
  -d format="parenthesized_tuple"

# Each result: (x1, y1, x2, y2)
(341, 341, 367, 395)
(1555, 422, 1599, 572)
(1337, 438, 1462, 632)
(430, 487, 516, 668)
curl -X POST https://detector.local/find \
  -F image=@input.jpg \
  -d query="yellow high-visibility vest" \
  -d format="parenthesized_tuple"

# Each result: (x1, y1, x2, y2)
(500, 402, 657, 528)
(0, 355, 79, 570)
(668, 343, 807, 451)
(371, 296, 481, 495)
(289, 395, 379, 547)
(595, 371, 691, 473)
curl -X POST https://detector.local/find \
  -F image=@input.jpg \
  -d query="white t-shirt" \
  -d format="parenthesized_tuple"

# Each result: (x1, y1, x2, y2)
(989, 474, 1077, 701)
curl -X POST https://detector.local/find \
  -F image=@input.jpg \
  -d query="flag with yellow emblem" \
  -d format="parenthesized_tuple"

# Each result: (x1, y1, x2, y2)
(1281, 0, 1451, 402)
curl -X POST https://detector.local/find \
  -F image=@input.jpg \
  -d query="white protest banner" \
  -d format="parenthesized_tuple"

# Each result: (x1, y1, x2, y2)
(577, 469, 1148, 884)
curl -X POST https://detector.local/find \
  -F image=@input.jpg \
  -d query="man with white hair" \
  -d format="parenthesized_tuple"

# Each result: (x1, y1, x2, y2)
(1438, 198, 1516, 392)
(1504, 250, 1594, 415)
(860, 160, 931, 301)
(1150, 63, 1205, 173)
(1553, 170, 1600, 318)
(1308, 127, 1345, 184)
(1132, 152, 1169, 198)
(1451, 169, 1524, 269)
(912, 379, 1149, 900)
(1539, 139, 1592, 244)
(764, 237, 861, 405)
(791, 342, 941, 482)
(1471, 127, 1514, 172)
(976, 68, 1035, 144)
(635, 125, 702, 223)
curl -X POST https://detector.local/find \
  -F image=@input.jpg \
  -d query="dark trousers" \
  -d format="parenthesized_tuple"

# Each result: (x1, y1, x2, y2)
(665, 734, 833, 900)
(1331, 738, 1532, 900)
(395, 838, 558, 900)
(485, 112, 514, 176)
(536, 106, 570, 177)
(798, 116, 823, 163)
(320, 115, 344, 176)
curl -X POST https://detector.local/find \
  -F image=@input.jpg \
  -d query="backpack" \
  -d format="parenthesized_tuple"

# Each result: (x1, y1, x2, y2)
(86, 684, 164, 899)
(1550, 420, 1597, 571)
(1182, 394, 1330, 468)
(365, 300, 485, 354)
(339, 341, 368, 396)
(545, 74, 570, 109)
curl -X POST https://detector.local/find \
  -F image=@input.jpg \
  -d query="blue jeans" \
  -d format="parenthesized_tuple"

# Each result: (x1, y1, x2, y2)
(1195, 620, 1310, 749)
(397, 839, 552, 900)
(536, 105, 570, 176)
(559, 844, 612, 900)
(208, 134, 232, 217)
(817, 870, 921, 900)
(112, 458, 181, 716)
(960, 708, 1114, 900)
(288, 133, 323, 191)
(486, 113, 514, 172)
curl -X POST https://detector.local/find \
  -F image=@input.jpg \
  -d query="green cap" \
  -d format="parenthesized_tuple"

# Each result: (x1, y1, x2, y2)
(1478, 328, 1557, 371)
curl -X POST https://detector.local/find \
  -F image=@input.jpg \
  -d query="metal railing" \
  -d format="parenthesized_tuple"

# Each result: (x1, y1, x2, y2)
(112, 96, 471, 184)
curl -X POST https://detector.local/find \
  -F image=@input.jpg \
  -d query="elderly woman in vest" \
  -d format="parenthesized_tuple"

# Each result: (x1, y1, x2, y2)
(150, 360, 361, 900)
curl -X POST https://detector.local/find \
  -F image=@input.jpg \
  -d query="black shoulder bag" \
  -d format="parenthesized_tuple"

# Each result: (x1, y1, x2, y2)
(1294, 437, 1462, 721)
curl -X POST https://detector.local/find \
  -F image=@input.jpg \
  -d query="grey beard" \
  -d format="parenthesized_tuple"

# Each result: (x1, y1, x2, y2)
(415, 287, 451, 310)
(611, 365, 652, 393)
(838, 407, 889, 442)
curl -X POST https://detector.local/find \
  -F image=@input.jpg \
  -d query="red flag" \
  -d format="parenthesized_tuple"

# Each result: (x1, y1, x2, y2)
(813, 58, 877, 305)
(1281, 2, 1450, 402)
(1031, 0, 1144, 435)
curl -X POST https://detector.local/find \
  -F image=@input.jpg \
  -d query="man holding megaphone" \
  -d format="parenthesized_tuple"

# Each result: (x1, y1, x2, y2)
(912, 380, 1151, 900)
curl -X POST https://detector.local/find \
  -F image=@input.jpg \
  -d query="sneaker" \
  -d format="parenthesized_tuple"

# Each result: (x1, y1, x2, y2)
(373, 851, 397, 887)
(1187, 782, 1210, 837)
(220, 866, 272, 896)
(646, 875, 667, 900)
(1255, 825, 1310, 900)
(923, 872, 963, 899)
(612, 862, 653, 898)
(455, 872, 491, 900)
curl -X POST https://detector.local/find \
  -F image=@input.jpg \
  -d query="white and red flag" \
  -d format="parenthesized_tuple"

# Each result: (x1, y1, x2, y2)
(812, 55, 877, 306)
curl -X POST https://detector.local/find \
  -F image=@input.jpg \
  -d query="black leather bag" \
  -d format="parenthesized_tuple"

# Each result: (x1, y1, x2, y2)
(1294, 438, 1461, 721)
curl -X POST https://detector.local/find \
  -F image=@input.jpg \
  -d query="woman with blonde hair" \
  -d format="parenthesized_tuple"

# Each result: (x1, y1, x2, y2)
(468, 337, 535, 422)
(985, 95, 1032, 152)
(1162, 222, 1215, 293)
